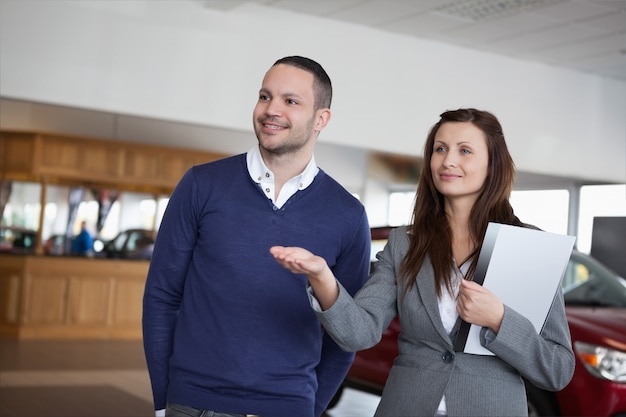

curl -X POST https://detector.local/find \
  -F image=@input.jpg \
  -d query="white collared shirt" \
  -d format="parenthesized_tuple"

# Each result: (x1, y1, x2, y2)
(246, 146, 319, 208)
(437, 261, 469, 415)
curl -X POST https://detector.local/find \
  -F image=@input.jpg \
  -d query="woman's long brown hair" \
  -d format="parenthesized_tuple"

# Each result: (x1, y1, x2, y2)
(400, 108, 522, 298)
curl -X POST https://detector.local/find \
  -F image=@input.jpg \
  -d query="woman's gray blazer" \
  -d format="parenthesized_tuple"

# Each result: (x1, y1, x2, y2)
(313, 226, 575, 417)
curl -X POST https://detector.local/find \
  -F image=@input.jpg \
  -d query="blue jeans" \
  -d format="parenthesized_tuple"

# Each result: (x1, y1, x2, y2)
(165, 402, 259, 417)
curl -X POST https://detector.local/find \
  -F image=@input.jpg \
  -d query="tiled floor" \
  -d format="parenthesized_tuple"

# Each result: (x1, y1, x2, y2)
(0, 339, 380, 417)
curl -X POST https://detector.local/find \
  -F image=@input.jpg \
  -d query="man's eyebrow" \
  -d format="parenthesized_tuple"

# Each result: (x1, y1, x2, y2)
(257, 87, 308, 104)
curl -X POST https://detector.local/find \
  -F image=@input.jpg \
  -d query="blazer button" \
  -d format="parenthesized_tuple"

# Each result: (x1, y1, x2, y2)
(442, 351, 454, 363)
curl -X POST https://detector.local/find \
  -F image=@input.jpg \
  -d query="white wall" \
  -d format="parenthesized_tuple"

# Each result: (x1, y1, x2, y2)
(1, 0, 624, 183)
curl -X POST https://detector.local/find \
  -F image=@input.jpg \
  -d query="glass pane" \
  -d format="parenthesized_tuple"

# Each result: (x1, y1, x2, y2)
(99, 201, 120, 240)
(388, 191, 415, 226)
(155, 197, 169, 231)
(1, 181, 42, 230)
(510, 190, 569, 235)
(578, 184, 626, 254)
(117, 192, 155, 232)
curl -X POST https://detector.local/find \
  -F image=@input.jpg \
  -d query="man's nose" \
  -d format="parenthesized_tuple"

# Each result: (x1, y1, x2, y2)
(264, 98, 283, 116)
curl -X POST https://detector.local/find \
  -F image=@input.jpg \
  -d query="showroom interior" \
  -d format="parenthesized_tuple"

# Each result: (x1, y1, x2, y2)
(1, 1, 625, 416)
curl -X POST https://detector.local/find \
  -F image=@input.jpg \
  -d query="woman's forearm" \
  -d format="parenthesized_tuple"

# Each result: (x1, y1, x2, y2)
(307, 265, 340, 310)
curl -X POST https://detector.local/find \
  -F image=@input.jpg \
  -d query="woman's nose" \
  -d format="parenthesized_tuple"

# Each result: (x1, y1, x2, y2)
(443, 155, 457, 168)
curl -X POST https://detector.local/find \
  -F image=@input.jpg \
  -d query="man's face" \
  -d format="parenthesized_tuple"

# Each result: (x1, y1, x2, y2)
(252, 64, 324, 156)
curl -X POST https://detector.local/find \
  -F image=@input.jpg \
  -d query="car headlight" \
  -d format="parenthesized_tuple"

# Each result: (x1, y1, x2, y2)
(574, 341, 626, 382)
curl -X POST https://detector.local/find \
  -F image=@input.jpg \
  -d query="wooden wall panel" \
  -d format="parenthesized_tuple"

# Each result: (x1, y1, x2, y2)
(161, 152, 216, 182)
(0, 256, 149, 339)
(24, 275, 68, 324)
(1, 130, 228, 194)
(0, 270, 21, 324)
(0, 133, 36, 174)
(39, 137, 81, 175)
(111, 279, 144, 325)
(123, 149, 161, 182)
(68, 276, 110, 324)
(79, 142, 121, 178)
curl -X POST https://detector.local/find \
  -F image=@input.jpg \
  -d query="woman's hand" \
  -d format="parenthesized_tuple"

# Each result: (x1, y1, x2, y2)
(457, 279, 504, 333)
(270, 246, 339, 310)
(270, 246, 326, 276)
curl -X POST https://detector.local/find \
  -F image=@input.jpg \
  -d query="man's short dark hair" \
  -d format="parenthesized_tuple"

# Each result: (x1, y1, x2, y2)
(273, 56, 332, 110)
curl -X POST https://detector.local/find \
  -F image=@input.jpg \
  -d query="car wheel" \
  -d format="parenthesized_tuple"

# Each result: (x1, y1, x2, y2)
(526, 383, 559, 416)
(326, 385, 344, 410)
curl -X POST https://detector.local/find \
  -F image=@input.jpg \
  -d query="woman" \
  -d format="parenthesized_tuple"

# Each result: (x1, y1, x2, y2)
(271, 108, 575, 416)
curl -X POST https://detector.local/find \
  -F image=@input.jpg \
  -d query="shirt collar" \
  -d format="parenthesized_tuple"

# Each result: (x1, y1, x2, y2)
(246, 145, 319, 189)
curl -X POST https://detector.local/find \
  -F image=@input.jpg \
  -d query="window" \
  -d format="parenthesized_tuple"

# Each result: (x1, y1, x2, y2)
(1, 181, 42, 230)
(388, 191, 415, 226)
(155, 197, 169, 231)
(510, 189, 569, 235)
(1, 181, 171, 244)
(389, 189, 572, 235)
(578, 184, 626, 254)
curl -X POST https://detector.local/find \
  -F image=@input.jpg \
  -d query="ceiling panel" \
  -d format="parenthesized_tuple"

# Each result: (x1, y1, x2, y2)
(220, 0, 626, 81)
(535, 0, 617, 20)
(579, 11, 626, 33)
(267, 0, 364, 16)
(380, 12, 467, 36)
(525, 25, 603, 51)
(326, 1, 421, 26)
(435, 13, 559, 44)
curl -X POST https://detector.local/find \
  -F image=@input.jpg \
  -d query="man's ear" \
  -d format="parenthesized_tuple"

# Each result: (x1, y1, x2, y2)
(314, 108, 331, 131)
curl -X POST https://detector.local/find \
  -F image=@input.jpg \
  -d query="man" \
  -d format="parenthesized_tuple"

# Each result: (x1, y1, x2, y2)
(143, 56, 371, 417)
(70, 220, 93, 256)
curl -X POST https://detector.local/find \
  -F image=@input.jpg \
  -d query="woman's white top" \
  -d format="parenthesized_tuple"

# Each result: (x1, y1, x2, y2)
(436, 261, 469, 415)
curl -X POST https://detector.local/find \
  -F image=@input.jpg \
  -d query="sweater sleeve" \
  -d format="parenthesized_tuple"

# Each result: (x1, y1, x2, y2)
(142, 168, 199, 410)
(313, 332, 356, 416)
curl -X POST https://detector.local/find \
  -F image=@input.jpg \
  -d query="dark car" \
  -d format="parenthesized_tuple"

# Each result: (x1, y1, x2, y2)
(43, 233, 70, 255)
(328, 227, 626, 416)
(98, 228, 155, 260)
(0, 226, 37, 254)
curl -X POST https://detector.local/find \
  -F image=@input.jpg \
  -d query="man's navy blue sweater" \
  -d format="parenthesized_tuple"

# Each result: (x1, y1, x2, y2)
(143, 154, 371, 417)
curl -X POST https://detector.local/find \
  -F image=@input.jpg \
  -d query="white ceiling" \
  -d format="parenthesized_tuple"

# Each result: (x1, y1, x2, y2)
(203, 0, 626, 81)
(2, 1, 622, 188)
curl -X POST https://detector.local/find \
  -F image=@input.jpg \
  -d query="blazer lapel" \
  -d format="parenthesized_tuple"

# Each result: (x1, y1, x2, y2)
(415, 257, 454, 347)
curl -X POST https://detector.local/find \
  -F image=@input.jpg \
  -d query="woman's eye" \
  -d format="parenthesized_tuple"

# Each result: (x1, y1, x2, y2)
(435, 146, 446, 153)
(461, 148, 471, 155)
(259, 95, 270, 101)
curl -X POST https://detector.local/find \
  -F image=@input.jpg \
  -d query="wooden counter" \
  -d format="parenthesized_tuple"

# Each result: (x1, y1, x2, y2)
(0, 255, 148, 339)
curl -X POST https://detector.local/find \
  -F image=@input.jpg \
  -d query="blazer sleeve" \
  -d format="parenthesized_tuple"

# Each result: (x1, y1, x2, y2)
(481, 289, 575, 391)
(309, 227, 403, 352)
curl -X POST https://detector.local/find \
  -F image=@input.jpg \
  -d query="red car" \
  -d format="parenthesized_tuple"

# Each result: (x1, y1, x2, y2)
(327, 228, 626, 417)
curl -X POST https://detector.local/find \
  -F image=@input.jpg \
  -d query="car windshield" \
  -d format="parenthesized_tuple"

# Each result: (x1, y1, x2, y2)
(562, 252, 626, 308)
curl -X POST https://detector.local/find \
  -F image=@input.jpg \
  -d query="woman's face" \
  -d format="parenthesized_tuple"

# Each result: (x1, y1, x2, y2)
(430, 121, 489, 204)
